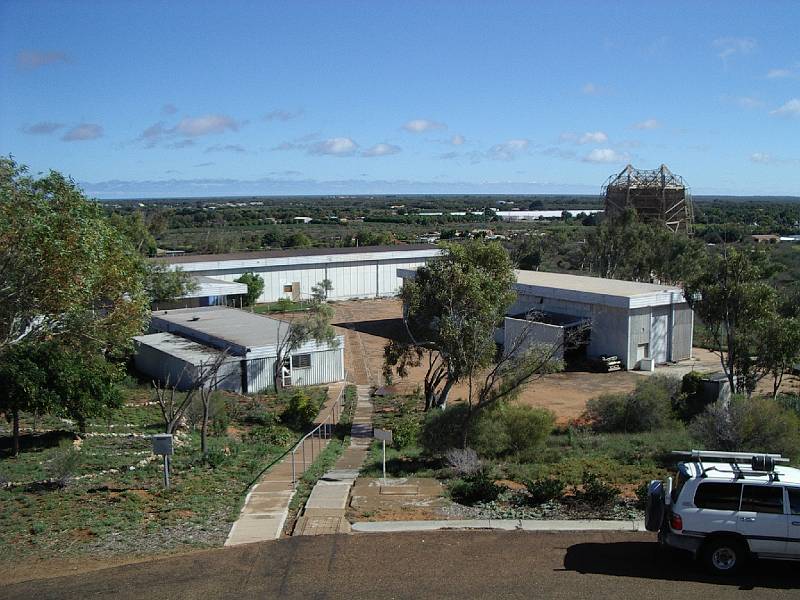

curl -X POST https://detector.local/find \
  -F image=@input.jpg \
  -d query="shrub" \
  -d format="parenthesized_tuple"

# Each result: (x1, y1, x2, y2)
(280, 389, 319, 431)
(635, 481, 650, 509)
(672, 371, 713, 422)
(444, 447, 482, 476)
(420, 404, 469, 454)
(585, 376, 677, 433)
(690, 396, 800, 458)
(448, 471, 502, 505)
(524, 478, 565, 505)
(47, 441, 82, 487)
(503, 405, 555, 458)
(247, 424, 295, 447)
(243, 398, 274, 426)
(572, 472, 620, 507)
(390, 413, 421, 450)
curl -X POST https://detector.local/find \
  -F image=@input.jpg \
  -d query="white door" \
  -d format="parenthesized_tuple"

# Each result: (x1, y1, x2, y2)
(650, 310, 669, 364)
(737, 485, 787, 555)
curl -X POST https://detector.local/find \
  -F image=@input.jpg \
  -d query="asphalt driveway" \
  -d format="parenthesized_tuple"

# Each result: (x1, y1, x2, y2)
(2, 531, 798, 599)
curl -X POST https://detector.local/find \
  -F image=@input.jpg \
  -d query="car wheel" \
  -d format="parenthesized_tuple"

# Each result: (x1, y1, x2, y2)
(702, 537, 748, 575)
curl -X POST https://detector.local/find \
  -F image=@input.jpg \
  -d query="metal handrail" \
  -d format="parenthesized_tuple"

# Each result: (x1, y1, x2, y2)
(289, 382, 347, 488)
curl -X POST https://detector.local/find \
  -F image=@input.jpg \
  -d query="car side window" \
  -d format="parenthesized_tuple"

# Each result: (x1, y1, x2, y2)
(788, 487, 800, 516)
(740, 485, 784, 515)
(694, 482, 742, 510)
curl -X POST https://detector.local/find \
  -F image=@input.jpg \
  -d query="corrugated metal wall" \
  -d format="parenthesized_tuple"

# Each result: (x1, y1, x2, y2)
(134, 345, 243, 392)
(671, 303, 693, 361)
(244, 347, 344, 393)
(503, 317, 565, 360)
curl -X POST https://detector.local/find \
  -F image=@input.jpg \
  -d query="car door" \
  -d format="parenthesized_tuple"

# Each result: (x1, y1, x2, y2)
(737, 484, 788, 555)
(786, 487, 800, 557)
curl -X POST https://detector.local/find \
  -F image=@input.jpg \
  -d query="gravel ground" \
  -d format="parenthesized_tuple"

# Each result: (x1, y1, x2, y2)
(437, 495, 644, 521)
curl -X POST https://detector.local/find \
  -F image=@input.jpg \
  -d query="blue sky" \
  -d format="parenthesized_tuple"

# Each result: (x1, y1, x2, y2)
(1, 1, 799, 198)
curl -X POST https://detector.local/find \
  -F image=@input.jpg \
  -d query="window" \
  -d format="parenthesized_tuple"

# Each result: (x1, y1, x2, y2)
(283, 284, 293, 293)
(291, 354, 311, 369)
(788, 488, 800, 515)
(694, 482, 741, 511)
(741, 485, 784, 514)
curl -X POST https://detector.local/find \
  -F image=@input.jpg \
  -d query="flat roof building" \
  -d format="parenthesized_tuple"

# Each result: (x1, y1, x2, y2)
(399, 268, 693, 371)
(155, 244, 441, 304)
(135, 306, 345, 393)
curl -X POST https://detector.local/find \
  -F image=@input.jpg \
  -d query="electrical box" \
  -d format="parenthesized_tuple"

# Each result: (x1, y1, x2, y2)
(152, 433, 174, 456)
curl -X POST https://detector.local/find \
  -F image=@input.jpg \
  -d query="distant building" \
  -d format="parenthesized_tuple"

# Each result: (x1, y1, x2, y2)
(155, 244, 441, 304)
(492, 209, 601, 221)
(752, 234, 781, 244)
(293, 216, 313, 224)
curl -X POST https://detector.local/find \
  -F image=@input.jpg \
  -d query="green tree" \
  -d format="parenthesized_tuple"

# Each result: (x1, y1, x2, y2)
(145, 263, 198, 305)
(684, 247, 777, 395)
(384, 241, 516, 411)
(0, 344, 53, 455)
(0, 158, 149, 356)
(272, 280, 338, 390)
(235, 272, 265, 306)
(755, 316, 800, 399)
(108, 211, 157, 257)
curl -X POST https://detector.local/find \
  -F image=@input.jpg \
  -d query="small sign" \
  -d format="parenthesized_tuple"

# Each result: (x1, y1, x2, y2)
(152, 433, 174, 456)
(374, 428, 393, 444)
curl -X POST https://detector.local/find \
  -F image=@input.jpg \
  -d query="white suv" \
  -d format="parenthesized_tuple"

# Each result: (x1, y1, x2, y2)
(645, 450, 800, 575)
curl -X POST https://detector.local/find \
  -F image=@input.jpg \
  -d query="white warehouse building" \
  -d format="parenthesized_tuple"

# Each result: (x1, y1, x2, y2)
(134, 306, 345, 393)
(156, 244, 441, 305)
(399, 268, 693, 371)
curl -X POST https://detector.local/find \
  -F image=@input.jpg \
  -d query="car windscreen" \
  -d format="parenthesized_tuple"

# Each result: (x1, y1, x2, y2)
(694, 482, 742, 511)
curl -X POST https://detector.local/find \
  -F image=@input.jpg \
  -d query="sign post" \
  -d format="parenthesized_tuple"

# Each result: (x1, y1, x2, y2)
(373, 428, 393, 483)
(152, 433, 174, 489)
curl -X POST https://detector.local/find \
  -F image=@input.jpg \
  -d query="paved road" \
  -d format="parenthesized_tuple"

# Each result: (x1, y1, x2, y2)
(3, 531, 798, 599)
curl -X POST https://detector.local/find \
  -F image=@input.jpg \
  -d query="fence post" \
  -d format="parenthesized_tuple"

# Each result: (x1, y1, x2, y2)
(291, 450, 296, 488)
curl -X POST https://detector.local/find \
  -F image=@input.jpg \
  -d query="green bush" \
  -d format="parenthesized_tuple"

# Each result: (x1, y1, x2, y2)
(420, 404, 469, 454)
(280, 389, 319, 431)
(585, 376, 677, 433)
(572, 472, 620, 508)
(524, 478, 565, 505)
(690, 396, 800, 458)
(672, 371, 713, 422)
(243, 398, 275, 426)
(421, 403, 554, 459)
(448, 471, 502, 505)
(47, 441, 82, 486)
(389, 413, 421, 449)
(247, 424, 296, 447)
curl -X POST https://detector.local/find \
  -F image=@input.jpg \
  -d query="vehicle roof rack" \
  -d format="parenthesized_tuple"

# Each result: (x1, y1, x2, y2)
(672, 450, 789, 483)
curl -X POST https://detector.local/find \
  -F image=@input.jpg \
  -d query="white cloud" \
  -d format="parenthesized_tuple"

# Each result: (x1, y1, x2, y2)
(767, 68, 793, 79)
(770, 98, 800, 117)
(308, 137, 358, 156)
(264, 109, 304, 121)
(582, 83, 598, 95)
(451, 134, 465, 146)
(22, 121, 64, 135)
(62, 123, 103, 142)
(403, 119, 446, 133)
(735, 96, 764, 109)
(174, 114, 240, 136)
(750, 152, 773, 164)
(138, 122, 167, 147)
(582, 148, 629, 163)
(362, 143, 401, 157)
(713, 37, 757, 61)
(162, 103, 178, 115)
(579, 131, 608, 144)
(488, 139, 530, 160)
(633, 118, 660, 130)
(16, 50, 69, 70)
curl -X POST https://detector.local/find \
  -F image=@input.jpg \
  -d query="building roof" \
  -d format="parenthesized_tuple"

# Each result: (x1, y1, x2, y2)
(183, 276, 248, 299)
(133, 332, 224, 366)
(153, 244, 439, 265)
(513, 270, 686, 309)
(149, 306, 344, 358)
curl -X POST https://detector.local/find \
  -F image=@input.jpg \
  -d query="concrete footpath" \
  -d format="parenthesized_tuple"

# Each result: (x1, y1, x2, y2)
(293, 384, 373, 536)
(224, 383, 345, 546)
(351, 519, 647, 533)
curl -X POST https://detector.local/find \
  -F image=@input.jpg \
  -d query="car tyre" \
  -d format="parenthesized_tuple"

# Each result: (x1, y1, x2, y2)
(701, 537, 748, 576)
